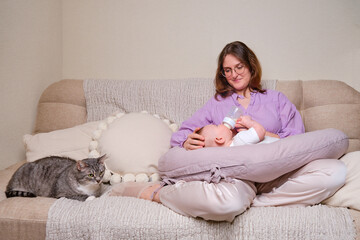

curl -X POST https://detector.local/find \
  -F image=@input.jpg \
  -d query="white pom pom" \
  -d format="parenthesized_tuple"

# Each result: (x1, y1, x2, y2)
(163, 119, 170, 125)
(89, 140, 98, 150)
(140, 110, 148, 114)
(116, 112, 125, 118)
(102, 169, 112, 183)
(110, 173, 122, 185)
(123, 173, 136, 182)
(135, 173, 149, 182)
(89, 150, 100, 158)
(149, 173, 161, 182)
(107, 116, 116, 124)
(92, 129, 102, 140)
(98, 121, 107, 130)
(169, 123, 179, 132)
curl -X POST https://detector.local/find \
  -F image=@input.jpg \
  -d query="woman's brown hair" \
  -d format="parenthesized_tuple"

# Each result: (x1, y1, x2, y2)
(215, 41, 265, 99)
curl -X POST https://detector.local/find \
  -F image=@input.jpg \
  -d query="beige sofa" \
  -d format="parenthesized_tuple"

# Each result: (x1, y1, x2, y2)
(0, 79, 359, 239)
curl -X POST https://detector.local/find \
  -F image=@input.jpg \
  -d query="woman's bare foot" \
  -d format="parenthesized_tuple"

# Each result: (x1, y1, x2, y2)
(109, 182, 162, 203)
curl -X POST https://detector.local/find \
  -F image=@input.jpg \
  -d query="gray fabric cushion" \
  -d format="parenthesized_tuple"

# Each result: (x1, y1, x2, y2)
(158, 128, 349, 183)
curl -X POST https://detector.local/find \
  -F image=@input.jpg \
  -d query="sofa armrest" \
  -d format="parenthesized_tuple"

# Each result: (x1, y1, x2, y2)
(34, 79, 86, 134)
(0, 161, 25, 202)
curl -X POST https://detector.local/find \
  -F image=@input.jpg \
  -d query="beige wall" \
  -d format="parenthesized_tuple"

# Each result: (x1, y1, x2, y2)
(0, 1, 62, 169)
(62, 0, 360, 91)
(1, 0, 359, 169)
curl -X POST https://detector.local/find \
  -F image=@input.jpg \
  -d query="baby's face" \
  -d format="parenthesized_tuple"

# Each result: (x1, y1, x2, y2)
(201, 124, 233, 147)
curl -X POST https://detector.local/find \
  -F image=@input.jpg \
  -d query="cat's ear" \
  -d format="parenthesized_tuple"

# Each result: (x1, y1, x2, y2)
(98, 155, 107, 164)
(77, 160, 88, 171)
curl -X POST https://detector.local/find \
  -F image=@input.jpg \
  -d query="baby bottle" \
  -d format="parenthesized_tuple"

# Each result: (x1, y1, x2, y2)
(222, 106, 242, 129)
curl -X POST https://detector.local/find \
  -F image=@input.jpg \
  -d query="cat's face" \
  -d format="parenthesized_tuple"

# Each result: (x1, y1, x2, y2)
(76, 156, 106, 185)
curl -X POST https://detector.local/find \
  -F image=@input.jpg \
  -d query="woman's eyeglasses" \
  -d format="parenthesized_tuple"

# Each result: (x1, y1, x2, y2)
(221, 64, 245, 78)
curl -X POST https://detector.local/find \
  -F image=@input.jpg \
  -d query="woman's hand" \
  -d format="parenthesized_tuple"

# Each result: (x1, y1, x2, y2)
(183, 128, 205, 150)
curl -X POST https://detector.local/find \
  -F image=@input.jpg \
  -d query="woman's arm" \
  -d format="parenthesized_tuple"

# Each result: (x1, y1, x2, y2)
(170, 98, 215, 148)
(277, 92, 305, 138)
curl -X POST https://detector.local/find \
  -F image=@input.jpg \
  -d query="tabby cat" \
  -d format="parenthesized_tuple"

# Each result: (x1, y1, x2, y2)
(6, 155, 106, 201)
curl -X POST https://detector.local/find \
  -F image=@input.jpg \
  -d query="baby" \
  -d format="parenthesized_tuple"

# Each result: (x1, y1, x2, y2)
(197, 116, 279, 147)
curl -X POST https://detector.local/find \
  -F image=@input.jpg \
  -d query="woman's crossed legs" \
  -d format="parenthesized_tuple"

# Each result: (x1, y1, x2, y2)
(110, 159, 346, 222)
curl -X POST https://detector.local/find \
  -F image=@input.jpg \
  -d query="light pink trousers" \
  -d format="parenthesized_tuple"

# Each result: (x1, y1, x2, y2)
(159, 159, 346, 222)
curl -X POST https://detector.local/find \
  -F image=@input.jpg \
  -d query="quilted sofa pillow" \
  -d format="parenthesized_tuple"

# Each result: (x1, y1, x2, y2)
(89, 112, 177, 182)
(158, 128, 349, 184)
(23, 121, 99, 162)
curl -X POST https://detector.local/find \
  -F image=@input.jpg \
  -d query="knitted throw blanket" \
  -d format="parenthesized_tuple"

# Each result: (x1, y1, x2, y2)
(83, 78, 277, 124)
(46, 194, 355, 240)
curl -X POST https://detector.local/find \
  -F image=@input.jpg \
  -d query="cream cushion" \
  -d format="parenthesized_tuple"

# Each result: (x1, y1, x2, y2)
(97, 112, 173, 175)
(322, 151, 360, 210)
(23, 121, 99, 162)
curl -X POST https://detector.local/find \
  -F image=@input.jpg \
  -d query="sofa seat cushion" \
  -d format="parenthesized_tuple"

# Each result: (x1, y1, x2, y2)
(0, 197, 55, 240)
(0, 160, 55, 240)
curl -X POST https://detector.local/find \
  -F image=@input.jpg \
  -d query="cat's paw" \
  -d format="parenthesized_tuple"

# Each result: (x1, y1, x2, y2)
(85, 196, 96, 201)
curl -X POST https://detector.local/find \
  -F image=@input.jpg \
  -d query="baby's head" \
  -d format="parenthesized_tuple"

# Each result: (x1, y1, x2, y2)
(197, 124, 234, 147)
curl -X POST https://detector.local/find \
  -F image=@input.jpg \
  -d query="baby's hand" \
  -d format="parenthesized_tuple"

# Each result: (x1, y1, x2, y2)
(235, 116, 254, 130)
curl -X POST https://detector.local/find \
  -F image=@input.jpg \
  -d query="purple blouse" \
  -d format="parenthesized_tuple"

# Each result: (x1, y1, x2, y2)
(171, 90, 305, 147)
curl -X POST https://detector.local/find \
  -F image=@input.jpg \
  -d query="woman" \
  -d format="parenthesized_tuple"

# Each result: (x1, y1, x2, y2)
(113, 41, 346, 222)
(171, 41, 304, 149)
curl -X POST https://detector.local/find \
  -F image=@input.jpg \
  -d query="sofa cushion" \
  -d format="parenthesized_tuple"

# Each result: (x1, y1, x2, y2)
(322, 151, 360, 210)
(303, 104, 360, 152)
(0, 197, 55, 240)
(93, 112, 176, 176)
(0, 160, 54, 240)
(277, 80, 360, 154)
(23, 121, 99, 162)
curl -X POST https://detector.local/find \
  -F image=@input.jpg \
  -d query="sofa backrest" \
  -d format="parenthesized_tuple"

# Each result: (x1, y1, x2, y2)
(34, 79, 360, 152)
(277, 80, 360, 152)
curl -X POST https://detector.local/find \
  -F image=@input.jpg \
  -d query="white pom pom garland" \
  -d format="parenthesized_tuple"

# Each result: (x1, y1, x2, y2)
(89, 150, 100, 158)
(122, 173, 136, 182)
(135, 173, 149, 183)
(102, 169, 112, 183)
(149, 173, 161, 182)
(110, 173, 122, 185)
(89, 141, 98, 150)
(89, 111, 178, 184)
